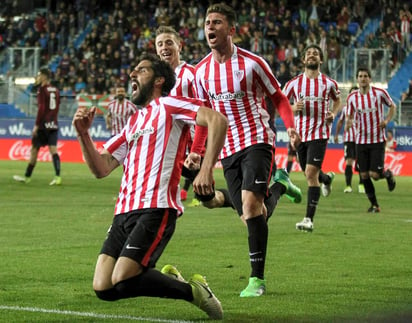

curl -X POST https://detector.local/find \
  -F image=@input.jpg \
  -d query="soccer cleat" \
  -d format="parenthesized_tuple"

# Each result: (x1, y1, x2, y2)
(49, 176, 62, 186)
(367, 205, 381, 213)
(240, 277, 266, 297)
(189, 274, 223, 320)
(358, 184, 365, 193)
(160, 264, 186, 282)
(13, 175, 31, 184)
(189, 198, 201, 207)
(321, 172, 335, 197)
(180, 189, 188, 201)
(343, 186, 353, 193)
(273, 168, 302, 203)
(384, 169, 396, 192)
(296, 217, 314, 232)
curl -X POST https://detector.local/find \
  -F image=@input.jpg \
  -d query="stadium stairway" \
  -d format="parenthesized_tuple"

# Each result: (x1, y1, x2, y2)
(387, 52, 412, 104)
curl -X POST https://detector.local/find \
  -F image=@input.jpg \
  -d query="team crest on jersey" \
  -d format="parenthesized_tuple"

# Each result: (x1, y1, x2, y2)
(234, 70, 244, 81)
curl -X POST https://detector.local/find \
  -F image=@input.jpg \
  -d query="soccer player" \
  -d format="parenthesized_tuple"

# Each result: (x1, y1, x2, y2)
(345, 67, 396, 213)
(155, 25, 230, 208)
(105, 86, 137, 136)
(283, 44, 341, 232)
(189, 3, 301, 297)
(13, 68, 62, 185)
(334, 86, 364, 193)
(72, 54, 227, 319)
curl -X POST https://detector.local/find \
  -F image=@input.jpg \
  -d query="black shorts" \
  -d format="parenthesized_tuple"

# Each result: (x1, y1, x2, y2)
(100, 208, 177, 268)
(344, 142, 356, 160)
(296, 139, 327, 169)
(32, 129, 58, 148)
(221, 143, 274, 215)
(356, 142, 385, 174)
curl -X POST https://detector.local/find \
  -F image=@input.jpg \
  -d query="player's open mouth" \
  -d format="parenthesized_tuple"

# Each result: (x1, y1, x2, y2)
(208, 33, 216, 41)
(161, 51, 171, 58)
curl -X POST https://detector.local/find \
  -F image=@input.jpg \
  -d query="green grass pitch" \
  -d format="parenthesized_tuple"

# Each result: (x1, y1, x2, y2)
(1, 160, 411, 322)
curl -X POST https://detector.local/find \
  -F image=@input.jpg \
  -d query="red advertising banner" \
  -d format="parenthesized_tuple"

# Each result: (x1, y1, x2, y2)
(1, 139, 412, 175)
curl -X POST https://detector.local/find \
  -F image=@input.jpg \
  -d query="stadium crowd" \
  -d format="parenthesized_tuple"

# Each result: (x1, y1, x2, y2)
(0, 0, 411, 97)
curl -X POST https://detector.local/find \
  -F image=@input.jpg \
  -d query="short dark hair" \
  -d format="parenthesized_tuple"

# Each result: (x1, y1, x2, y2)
(356, 67, 371, 78)
(155, 25, 180, 40)
(349, 85, 359, 92)
(39, 67, 51, 79)
(302, 44, 324, 61)
(206, 3, 237, 27)
(138, 54, 176, 96)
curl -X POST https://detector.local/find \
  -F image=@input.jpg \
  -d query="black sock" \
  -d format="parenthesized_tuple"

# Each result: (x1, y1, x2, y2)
(52, 153, 61, 176)
(246, 215, 267, 279)
(306, 186, 320, 220)
(183, 177, 191, 191)
(318, 170, 330, 185)
(25, 163, 35, 178)
(95, 288, 121, 301)
(265, 183, 284, 221)
(114, 268, 193, 301)
(286, 161, 293, 173)
(344, 165, 353, 186)
(363, 178, 378, 206)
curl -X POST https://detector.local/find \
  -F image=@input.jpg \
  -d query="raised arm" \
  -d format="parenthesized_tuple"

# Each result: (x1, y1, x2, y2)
(73, 106, 119, 178)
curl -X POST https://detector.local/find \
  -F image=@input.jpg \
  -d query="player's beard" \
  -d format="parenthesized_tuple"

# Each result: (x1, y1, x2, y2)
(306, 62, 319, 70)
(132, 77, 155, 106)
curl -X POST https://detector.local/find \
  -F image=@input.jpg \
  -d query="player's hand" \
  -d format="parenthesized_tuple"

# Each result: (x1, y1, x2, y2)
(325, 111, 335, 124)
(192, 168, 214, 196)
(295, 99, 304, 112)
(333, 135, 339, 143)
(73, 106, 96, 135)
(184, 152, 201, 170)
(287, 128, 301, 149)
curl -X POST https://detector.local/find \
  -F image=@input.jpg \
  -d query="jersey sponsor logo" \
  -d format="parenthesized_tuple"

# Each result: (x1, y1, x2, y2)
(128, 126, 155, 142)
(208, 90, 245, 101)
(299, 94, 326, 103)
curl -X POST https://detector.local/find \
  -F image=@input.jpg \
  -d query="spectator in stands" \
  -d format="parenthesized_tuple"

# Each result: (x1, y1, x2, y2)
(400, 10, 411, 52)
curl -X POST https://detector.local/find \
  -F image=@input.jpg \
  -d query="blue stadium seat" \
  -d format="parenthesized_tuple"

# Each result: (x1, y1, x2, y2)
(348, 22, 359, 35)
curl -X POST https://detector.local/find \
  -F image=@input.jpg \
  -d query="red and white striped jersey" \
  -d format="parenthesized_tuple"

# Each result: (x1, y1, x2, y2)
(346, 87, 394, 144)
(104, 96, 205, 216)
(107, 98, 138, 136)
(338, 105, 356, 143)
(194, 46, 278, 159)
(170, 61, 196, 97)
(283, 73, 340, 142)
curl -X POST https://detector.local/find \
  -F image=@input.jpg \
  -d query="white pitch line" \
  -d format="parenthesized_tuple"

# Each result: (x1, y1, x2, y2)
(0, 305, 197, 323)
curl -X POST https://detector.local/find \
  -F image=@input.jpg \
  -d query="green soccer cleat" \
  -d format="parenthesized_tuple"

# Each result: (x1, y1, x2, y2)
(13, 175, 31, 184)
(160, 264, 186, 282)
(189, 274, 223, 320)
(49, 176, 62, 186)
(240, 277, 266, 297)
(189, 198, 201, 207)
(273, 168, 302, 203)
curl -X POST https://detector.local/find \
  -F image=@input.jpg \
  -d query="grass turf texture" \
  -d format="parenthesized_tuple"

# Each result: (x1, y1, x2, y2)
(1, 160, 411, 322)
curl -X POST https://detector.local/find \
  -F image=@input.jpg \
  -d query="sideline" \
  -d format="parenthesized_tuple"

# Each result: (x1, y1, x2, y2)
(0, 305, 197, 322)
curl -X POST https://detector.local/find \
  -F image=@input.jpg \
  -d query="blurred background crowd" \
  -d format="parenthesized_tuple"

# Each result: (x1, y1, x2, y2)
(0, 0, 411, 98)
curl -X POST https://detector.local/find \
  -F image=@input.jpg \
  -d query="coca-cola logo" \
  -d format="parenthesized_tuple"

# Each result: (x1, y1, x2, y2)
(337, 153, 405, 176)
(8, 140, 64, 161)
